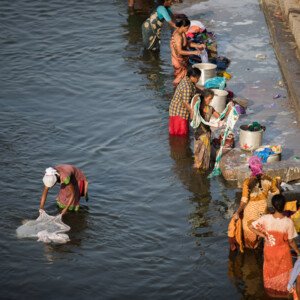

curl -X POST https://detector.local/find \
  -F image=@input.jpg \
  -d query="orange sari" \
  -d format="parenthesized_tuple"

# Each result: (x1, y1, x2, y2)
(241, 175, 279, 249)
(252, 214, 297, 297)
(170, 32, 188, 87)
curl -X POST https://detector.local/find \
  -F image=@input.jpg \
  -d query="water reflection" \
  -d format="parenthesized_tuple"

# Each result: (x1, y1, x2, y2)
(168, 135, 212, 237)
(139, 50, 167, 94)
(42, 209, 89, 263)
(124, 3, 152, 47)
(228, 249, 267, 299)
(123, 4, 171, 96)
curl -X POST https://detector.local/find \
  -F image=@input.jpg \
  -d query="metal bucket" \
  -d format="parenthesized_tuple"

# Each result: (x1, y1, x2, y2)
(193, 63, 217, 86)
(239, 125, 264, 151)
(210, 89, 228, 113)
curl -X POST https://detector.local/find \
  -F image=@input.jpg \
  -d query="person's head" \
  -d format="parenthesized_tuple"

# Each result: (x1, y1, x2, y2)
(155, 0, 172, 7)
(42, 167, 59, 188)
(187, 67, 201, 83)
(248, 156, 263, 177)
(272, 194, 286, 213)
(163, 0, 173, 7)
(202, 89, 214, 105)
(175, 18, 191, 32)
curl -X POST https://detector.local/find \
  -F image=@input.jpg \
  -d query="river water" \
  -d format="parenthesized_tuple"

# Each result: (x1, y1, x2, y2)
(1, 0, 299, 299)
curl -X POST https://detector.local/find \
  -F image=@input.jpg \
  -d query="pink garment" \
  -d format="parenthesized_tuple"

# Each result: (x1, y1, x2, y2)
(249, 156, 263, 177)
(55, 164, 88, 208)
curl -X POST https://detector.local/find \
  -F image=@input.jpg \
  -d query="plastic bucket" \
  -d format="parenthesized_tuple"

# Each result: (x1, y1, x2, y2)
(239, 125, 264, 151)
(210, 89, 228, 113)
(193, 63, 217, 86)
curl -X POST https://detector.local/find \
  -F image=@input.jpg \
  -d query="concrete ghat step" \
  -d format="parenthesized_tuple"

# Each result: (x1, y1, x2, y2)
(237, 160, 300, 188)
(219, 148, 300, 188)
(219, 148, 251, 182)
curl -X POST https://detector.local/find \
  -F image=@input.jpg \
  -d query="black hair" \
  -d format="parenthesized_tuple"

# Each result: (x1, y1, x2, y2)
(155, 0, 164, 7)
(272, 194, 286, 213)
(202, 89, 214, 99)
(175, 18, 191, 28)
(248, 174, 263, 190)
(187, 66, 201, 78)
(155, 0, 171, 8)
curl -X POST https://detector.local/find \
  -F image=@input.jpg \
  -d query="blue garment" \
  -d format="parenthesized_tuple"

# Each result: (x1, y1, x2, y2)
(287, 258, 300, 291)
(204, 77, 226, 90)
(254, 148, 275, 163)
(156, 6, 172, 22)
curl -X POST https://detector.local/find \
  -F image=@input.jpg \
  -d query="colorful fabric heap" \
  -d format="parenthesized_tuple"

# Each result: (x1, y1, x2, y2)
(254, 148, 275, 163)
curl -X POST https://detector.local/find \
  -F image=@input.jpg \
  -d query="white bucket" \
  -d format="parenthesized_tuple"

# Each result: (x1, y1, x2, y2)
(239, 125, 264, 151)
(193, 63, 217, 86)
(210, 89, 228, 113)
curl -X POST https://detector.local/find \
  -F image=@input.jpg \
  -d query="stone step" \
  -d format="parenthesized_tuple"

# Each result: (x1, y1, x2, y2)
(219, 148, 300, 188)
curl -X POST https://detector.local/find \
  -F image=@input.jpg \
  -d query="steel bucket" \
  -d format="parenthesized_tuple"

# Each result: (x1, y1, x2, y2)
(239, 125, 264, 151)
(193, 63, 217, 86)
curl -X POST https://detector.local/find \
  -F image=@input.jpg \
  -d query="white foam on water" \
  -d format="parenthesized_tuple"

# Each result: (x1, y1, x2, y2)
(233, 20, 255, 26)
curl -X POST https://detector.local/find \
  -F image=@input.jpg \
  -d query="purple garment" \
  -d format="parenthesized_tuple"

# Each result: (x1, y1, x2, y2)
(287, 258, 300, 291)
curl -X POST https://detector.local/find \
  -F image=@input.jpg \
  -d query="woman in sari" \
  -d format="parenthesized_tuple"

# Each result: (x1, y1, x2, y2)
(250, 194, 300, 298)
(142, 0, 176, 51)
(40, 164, 88, 215)
(233, 156, 280, 249)
(170, 18, 206, 87)
(192, 89, 220, 170)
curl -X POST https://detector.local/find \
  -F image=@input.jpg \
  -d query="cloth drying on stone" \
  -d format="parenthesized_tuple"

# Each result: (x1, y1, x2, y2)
(16, 210, 70, 244)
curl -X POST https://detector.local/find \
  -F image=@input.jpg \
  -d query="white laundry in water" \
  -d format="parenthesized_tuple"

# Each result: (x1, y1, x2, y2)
(16, 210, 70, 244)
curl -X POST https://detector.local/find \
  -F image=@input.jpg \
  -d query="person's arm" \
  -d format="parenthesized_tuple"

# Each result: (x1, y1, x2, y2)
(40, 186, 49, 210)
(128, 0, 134, 7)
(212, 108, 220, 119)
(288, 220, 299, 254)
(174, 34, 201, 56)
(234, 202, 246, 220)
(249, 223, 267, 239)
(233, 179, 249, 220)
(183, 101, 193, 119)
(181, 83, 194, 118)
(158, 6, 176, 28)
(270, 176, 280, 194)
(168, 20, 176, 28)
(189, 41, 206, 50)
(61, 183, 75, 215)
(289, 239, 300, 256)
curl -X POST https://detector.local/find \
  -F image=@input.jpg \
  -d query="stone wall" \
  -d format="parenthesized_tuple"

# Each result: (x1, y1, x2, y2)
(277, 0, 300, 55)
